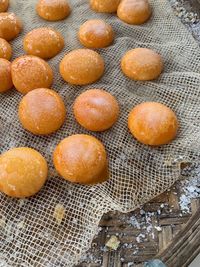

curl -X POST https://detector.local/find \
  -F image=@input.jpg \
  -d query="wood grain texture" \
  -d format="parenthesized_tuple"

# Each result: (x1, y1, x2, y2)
(159, 208, 200, 267)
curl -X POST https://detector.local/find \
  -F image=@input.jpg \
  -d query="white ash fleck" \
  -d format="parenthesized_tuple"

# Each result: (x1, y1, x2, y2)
(169, 0, 199, 23)
(140, 209, 145, 215)
(128, 215, 141, 229)
(157, 209, 161, 215)
(179, 164, 200, 213)
(136, 233, 146, 243)
(80, 253, 101, 264)
(133, 248, 139, 255)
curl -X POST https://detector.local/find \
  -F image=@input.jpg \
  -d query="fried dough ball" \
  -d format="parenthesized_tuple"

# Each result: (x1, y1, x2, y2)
(117, 0, 151, 25)
(0, 12, 22, 41)
(90, 0, 121, 13)
(0, 147, 48, 198)
(0, 38, 12, 59)
(53, 134, 109, 184)
(0, 0, 9, 13)
(0, 58, 13, 93)
(18, 88, 66, 135)
(59, 49, 104, 85)
(121, 48, 163, 81)
(36, 0, 71, 21)
(23, 27, 64, 59)
(78, 19, 114, 48)
(73, 89, 119, 131)
(128, 102, 178, 146)
(11, 55, 53, 94)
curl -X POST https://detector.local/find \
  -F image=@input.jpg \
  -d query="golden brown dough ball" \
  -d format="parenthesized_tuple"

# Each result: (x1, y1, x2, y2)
(23, 27, 64, 59)
(0, 0, 9, 12)
(36, 0, 71, 21)
(0, 38, 12, 60)
(117, 0, 151, 25)
(121, 48, 163, 81)
(90, 0, 121, 13)
(53, 134, 108, 184)
(59, 49, 104, 85)
(0, 58, 13, 93)
(11, 55, 53, 94)
(18, 88, 66, 135)
(78, 19, 114, 49)
(73, 89, 119, 131)
(0, 147, 48, 198)
(128, 102, 178, 146)
(0, 12, 22, 41)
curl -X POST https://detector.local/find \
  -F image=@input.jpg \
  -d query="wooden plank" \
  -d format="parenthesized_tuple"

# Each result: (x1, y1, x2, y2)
(158, 208, 200, 267)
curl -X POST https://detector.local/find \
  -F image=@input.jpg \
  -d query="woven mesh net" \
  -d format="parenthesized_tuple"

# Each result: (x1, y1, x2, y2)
(1, 0, 200, 266)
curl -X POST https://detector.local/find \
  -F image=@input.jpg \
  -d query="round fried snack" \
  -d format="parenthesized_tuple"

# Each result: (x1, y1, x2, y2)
(90, 0, 121, 13)
(128, 102, 178, 146)
(0, 58, 13, 93)
(0, 147, 48, 198)
(0, 38, 12, 60)
(0, 0, 9, 12)
(59, 49, 104, 85)
(36, 0, 71, 21)
(0, 12, 22, 41)
(11, 55, 53, 94)
(78, 19, 114, 49)
(53, 134, 109, 184)
(73, 89, 119, 131)
(23, 27, 64, 59)
(18, 88, 66, 135)
(121, 48, 163, 81)
(117, 0, 151, 25)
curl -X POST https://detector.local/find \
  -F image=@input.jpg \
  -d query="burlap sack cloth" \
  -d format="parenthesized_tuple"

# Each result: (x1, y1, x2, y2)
(1, 0, 200, 266)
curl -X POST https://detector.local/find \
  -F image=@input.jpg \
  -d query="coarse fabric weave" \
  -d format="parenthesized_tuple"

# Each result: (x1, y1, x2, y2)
(1, 0, 200, 266)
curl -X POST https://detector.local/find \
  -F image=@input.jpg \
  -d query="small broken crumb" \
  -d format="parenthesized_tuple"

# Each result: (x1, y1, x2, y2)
(18, 199, 27, 207)
(0, 217, 6, 228)
(106, 235, 120, 250)
(154, 226, 162, 232)
(53, 204, 65, 225)
(17, 221, 24, 229)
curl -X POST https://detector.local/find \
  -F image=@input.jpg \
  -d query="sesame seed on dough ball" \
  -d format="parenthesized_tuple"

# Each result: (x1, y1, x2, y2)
(59, 49, 105, 85)
(18, 88, 66, 135)
(36, 0, 71, 21)
(73, 89, 119, 131)
(117, 0, 151, 25)
(121, 48, 163, 81)
(128, 102, 178, 146)
(23, 27, 64, 59)
(78, 19, 114, 49)
(0, 147, 48, 198)
(0, 38, 12, 60)
(90, 0, 121, 13)
(53, 134, 109, 184)
(0, 0, 9, 12)
(11, 55, 53, 94)
(0, 58, 13, 93)
(0, 12, 22, 41)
